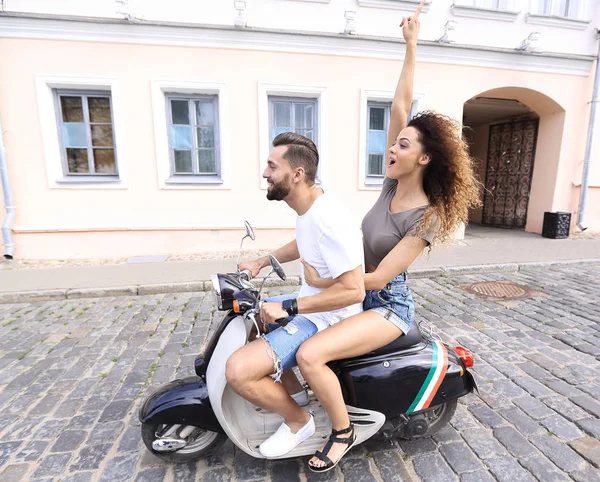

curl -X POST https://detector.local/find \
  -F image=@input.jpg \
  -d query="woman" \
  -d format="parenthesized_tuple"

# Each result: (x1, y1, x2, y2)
(295, 2, 482, 473)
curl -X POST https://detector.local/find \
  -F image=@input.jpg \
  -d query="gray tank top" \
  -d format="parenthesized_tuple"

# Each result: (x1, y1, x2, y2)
(361, 177, 435, 268)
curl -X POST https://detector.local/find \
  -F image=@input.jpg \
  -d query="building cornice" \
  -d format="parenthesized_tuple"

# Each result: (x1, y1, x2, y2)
(0, 13, 594, 76)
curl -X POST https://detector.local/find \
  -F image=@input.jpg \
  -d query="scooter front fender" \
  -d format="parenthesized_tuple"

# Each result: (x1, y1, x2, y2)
(138, 376, 224, 433)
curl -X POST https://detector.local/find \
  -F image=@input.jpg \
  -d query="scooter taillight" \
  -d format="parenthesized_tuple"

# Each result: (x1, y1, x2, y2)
(454, 346, 474, 368)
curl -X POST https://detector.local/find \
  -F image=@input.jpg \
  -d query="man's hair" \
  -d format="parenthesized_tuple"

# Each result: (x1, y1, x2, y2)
(272, 132, 319, 184)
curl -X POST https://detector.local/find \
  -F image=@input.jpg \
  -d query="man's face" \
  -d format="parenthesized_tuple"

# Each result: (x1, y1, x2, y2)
(263, 145, 293, 201)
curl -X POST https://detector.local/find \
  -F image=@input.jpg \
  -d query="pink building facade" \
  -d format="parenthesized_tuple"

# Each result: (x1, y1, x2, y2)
(1, 0, 599, 259)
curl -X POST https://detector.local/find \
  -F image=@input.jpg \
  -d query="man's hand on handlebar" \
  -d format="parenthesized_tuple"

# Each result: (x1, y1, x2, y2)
(239, 258, 265, 279)
(260, 302, 289, 325)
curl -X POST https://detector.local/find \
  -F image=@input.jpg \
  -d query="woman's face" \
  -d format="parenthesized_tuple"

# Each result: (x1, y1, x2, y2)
(387, 126, 426, 178)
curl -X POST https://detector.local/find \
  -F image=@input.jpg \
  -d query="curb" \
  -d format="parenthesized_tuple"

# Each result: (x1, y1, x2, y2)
(1, 260, 598, 305)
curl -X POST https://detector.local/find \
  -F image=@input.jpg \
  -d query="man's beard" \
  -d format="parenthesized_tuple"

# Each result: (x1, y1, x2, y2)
(266, 177, 291, 201)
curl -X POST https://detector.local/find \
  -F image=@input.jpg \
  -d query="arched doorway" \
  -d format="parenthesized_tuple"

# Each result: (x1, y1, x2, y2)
(462, 88, 565, 233)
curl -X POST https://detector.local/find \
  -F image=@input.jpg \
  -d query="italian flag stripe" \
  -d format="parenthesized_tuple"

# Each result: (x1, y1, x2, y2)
(407, 341, 449, 413)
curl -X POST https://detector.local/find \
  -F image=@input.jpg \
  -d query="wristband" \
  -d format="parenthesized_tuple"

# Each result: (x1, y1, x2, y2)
(282, 298, 299, 317)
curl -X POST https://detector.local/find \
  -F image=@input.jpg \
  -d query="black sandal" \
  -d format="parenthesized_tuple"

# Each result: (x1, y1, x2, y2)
(308, 423, 356, 473)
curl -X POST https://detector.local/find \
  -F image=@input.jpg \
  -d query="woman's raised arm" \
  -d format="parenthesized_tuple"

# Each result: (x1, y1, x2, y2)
(386, 0, 424, 150)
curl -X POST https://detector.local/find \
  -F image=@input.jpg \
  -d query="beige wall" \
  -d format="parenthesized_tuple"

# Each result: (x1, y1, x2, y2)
(0, 38, 595, 258)
(466, 124, 490, 225)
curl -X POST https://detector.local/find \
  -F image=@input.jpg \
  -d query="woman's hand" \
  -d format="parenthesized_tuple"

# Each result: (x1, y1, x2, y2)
(300, 259, 336, 289)
(300, 259, 323, 287)
(401, 0, 425, 45)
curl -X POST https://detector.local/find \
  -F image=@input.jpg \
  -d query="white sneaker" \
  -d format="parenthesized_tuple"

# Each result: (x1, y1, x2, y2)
(259, 415, 315, 458)
(291, 390, 310, 407)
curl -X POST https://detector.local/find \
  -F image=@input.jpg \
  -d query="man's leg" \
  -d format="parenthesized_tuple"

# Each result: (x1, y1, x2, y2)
(225, 338, 309, 432)
(260, 293, 306, 401)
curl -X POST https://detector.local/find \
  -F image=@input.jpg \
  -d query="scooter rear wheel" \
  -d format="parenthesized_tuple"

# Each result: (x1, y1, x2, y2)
(400, 400, 457, 440)
(141, 423, 227, 462)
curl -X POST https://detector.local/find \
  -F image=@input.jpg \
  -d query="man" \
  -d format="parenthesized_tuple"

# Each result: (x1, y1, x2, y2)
(225, 132, 364, 457)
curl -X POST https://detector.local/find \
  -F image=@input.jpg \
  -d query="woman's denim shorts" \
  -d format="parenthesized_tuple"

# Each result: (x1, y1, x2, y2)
(261, 294, 318, 378)
(363, 272, 415, 334)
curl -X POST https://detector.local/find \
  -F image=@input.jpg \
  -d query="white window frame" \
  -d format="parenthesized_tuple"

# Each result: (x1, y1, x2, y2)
(526, 0, 590, 29)
(35, 75, 128, 189)
(55, 90, 119, 179)
(452, 0, 520, 21)
(358, 89, 424, 190)
(151, 81, 230, 190)
(258, 83, 328, 190)
(538, 0, 581, 17)
(165, 94, 221, 181)
(471, 0, 511, 8)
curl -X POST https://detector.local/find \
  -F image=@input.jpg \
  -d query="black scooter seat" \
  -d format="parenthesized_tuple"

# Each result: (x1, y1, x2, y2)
(358, 322, 423, 359)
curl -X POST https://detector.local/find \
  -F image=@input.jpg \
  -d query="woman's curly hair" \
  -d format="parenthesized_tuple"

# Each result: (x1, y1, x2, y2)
(407, 111, 482, 248)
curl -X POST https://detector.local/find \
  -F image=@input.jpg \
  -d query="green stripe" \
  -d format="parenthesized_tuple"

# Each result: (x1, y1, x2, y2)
(407, 341, 438, 413)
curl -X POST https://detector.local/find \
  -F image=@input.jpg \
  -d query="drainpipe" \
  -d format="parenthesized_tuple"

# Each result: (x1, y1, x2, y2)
(577, 29, 600, 231)
(0, 114, 15, 259)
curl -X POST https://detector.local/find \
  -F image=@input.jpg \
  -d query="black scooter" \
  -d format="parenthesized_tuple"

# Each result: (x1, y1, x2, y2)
(139, 222, 476, 461)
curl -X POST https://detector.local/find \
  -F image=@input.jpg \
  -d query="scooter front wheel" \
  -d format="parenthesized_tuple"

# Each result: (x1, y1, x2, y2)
(141, 423, 227, 462)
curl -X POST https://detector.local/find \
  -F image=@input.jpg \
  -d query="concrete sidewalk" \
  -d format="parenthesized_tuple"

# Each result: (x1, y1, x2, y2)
(1, 225, 599, 302)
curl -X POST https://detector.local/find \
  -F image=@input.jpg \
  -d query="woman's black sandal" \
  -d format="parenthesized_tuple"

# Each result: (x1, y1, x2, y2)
(308, 423, 356, 473)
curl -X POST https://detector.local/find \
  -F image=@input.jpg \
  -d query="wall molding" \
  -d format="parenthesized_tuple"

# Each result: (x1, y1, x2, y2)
(451, 4, 520, 22)
(0, 14, 594, 76)
(525, 13, 591, 31)
(357, 0, 431, 12)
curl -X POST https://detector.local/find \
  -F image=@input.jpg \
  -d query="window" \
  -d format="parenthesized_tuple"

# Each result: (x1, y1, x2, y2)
(365, 100, 418, 180)
(269, 96, 318, 146)
(258, 83, 327, 190)
(55, 91, 118, 176)
(366, 102, 389, 177)
(539, 0, 581, 18)
(470, 0, 510, 8)
(268, 96, 319, 180)
(166, 95, 220, 178)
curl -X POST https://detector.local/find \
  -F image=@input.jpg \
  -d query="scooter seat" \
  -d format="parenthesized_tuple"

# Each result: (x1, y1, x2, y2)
(363, 322, 423, 358)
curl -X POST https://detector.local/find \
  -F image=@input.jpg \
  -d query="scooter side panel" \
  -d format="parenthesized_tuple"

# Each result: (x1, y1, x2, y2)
(339, 340, 473, 418)
(138, 376, 223, 433)
(206, 315, 260, 456)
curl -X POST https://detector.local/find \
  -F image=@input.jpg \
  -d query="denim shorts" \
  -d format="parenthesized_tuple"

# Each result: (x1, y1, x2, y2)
(261, 294, 318, 378)
(363, 272, 415, 334)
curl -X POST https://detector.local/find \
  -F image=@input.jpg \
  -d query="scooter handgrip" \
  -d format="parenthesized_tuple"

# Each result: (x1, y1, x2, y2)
(276, 318, 289, 327)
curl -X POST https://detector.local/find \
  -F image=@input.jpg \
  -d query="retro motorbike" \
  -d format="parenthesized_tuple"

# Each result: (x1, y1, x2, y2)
(139, 222, 476, 461)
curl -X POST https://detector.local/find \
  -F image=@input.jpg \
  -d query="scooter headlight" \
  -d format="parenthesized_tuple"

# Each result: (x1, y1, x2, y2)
(211, 274, 223, 310)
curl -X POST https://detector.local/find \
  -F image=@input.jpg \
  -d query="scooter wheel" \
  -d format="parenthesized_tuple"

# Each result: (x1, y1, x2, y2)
(141, 423, 227, 462)
(399, 400, 457, 440)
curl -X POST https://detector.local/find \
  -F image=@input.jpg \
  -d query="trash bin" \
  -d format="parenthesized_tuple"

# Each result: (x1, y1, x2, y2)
(542, 212, 571, 239)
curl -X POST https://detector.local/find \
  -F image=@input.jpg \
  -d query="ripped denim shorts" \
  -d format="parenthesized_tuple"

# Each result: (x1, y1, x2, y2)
(261, 294, 318, 380)
(363, 272, 415, 335)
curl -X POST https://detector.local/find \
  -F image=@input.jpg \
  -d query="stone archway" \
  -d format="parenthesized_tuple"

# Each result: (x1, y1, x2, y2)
(462, 87, 566, 233)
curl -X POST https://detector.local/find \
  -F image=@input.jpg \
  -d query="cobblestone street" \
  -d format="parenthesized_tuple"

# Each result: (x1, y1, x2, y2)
(0, 263, 599, 482)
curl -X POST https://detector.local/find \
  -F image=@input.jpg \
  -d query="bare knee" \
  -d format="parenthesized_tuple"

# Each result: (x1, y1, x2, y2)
(296, 343, 323, 374)
(225, 351, 247, 390)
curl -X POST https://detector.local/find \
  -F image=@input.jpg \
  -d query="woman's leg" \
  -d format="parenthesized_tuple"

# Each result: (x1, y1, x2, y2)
(296, 311, 403, 468)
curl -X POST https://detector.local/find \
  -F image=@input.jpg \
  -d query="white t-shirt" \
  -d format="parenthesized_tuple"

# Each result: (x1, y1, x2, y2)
(296, 194, 364, 332)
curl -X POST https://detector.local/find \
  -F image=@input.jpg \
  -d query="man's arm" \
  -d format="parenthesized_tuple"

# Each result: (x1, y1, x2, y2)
(260, 266, 364, 324)
(297, 265, 364, 314)
(239, 239, 300, 278)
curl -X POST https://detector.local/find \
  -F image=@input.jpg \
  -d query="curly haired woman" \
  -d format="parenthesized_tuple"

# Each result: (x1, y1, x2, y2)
(295, 1, 482, 472)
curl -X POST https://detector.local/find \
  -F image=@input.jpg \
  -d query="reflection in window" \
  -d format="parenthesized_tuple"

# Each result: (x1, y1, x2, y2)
(167, 95, 220, 177)
(56, 92, 118, 176)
